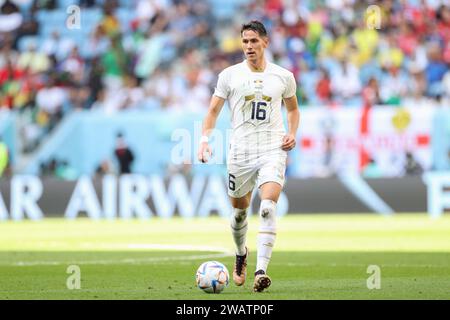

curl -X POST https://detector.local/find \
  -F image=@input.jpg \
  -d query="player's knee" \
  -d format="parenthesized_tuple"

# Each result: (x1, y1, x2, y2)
(232, 207, 248, 224)
(260, 199, 276, 220)
(259, 199, 277, 233)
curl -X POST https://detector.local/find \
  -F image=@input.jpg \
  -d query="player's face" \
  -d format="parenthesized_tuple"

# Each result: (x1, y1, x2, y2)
(241, 30, 268, 61)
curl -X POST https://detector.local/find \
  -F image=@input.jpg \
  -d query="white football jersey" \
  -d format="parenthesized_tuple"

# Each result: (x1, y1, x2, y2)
(214, 60, 297, 163)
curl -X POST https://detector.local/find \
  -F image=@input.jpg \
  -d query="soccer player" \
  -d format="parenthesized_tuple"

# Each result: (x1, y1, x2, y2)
(198, 20, 299, 292)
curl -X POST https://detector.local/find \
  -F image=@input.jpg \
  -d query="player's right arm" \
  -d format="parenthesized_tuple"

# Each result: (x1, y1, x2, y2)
(198, 95, 225, 163)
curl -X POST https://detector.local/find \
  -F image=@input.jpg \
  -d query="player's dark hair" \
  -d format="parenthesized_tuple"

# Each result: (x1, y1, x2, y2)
(241, 20, 267, 37)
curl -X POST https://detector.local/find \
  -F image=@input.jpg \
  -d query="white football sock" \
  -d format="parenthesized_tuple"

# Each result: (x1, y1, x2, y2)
(256, 199, 277, 273)
(230, 207, 248, 256)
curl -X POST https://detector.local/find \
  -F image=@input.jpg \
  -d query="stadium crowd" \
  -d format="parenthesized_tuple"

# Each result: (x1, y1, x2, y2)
(0, 0, 450, 155)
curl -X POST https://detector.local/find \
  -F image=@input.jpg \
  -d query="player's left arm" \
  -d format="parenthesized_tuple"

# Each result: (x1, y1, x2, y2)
(281, 95, 300, 151)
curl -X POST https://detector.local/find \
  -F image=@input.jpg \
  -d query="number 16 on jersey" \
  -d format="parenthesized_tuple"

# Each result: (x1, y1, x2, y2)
(251, 101, 267, 120)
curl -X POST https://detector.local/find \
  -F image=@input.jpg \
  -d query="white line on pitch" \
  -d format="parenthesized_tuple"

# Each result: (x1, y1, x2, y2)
(6, 244, 234, 267)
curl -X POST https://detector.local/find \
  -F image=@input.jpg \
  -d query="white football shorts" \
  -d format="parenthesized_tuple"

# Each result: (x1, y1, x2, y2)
(227, 151, 287, 198)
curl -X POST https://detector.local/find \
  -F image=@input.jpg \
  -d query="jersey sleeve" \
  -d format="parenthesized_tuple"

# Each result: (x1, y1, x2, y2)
(283, 72, 297, 99)
(213, 70, 229, 99)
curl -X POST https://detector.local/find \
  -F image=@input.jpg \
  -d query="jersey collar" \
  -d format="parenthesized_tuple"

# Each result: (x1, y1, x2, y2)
(244, 59, 269, 73)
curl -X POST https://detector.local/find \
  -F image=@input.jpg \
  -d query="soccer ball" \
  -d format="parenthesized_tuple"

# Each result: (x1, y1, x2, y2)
(195, 261, 229, 294)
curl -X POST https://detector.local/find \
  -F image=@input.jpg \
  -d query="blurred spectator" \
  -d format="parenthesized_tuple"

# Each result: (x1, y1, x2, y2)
(0, 0, 23, 33)
(15, 9, 38, 40)
(403, 69, 432, 107)
(378, 30, 404, 70)
(380, 66, 408, 105)
(79, 0, 96, 8)
(0, 136, 9, 177)
(95, 159, 114, 178)
(322, 134, 335, 177)
(85, 25, 110, 60)
(0, 36, 18, 69)
(17, 41, 50, 74)
(54, 160, 77, 180)
(362, 77, 382, 106)
(315, 68, 332, 104)
(425, 41, 448, 97)
(31, 0, 56, 13)
(330, 59, 361, 104)
(68, 85, 90, 110)
(0, 58, 30, 110)
(61, 46, 85, 84)
(0, 58, 23, 86)
(93, 76, 143, 113)
(39, 158, 77, 180)
(320, 113, 336, 176)
(99, 2, 121, 37)
(41, 30, 75, 62)
(396, 21, 418, 58)
(135, 0, 159, 23)
(122, 75, 144, 109)
(178, 60, 211, 112)
(35, 75, 67, 131)
(404, 151, 423, 175)
(134, 28, 165, 80)
(86, 56, 104, 106)
(443, 68, 450, 99)
(114, 132, 134, 174)
(102, 34, 128, 90)
(91, 88, 125, 113)
(363, 158, 382, 178)
(39, 158, 57, 176)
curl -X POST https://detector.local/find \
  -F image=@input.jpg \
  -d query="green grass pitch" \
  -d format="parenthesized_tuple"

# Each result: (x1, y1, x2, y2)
(0, 214, 449, 300)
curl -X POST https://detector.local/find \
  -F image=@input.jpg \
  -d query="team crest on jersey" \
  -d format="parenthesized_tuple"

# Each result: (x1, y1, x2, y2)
(254, 80, 263, 95)
(254, 79, 263, 87)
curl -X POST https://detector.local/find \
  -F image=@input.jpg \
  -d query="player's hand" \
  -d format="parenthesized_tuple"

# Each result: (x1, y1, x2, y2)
(198, 142, 212, 163)
(281, 134, 296, 151)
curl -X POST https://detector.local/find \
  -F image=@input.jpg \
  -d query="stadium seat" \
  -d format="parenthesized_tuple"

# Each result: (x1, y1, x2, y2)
(17, 35, 39, 52)
(80, 8, 102, 25)
(116, 7, 133, 32)
(118, 0, 136, 10)
(57, 0, 77, 9)
(207, 0, 249, 20)
(17, 0, 33, 13)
